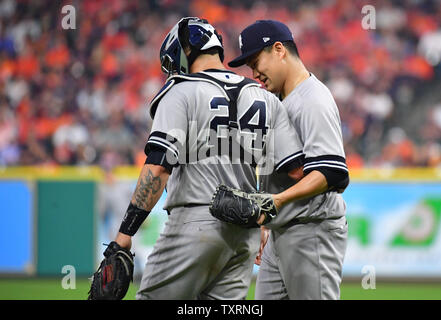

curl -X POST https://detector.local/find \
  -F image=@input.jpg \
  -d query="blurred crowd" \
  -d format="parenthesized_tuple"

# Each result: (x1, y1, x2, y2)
(1, 0, 441, 170)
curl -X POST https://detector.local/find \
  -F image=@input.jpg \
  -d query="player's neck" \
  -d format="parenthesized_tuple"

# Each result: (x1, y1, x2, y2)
(281, 59, 310, 99)
(190, 54, 227, 73)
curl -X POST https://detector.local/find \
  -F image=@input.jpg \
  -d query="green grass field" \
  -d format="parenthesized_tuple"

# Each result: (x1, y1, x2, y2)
(1, 278, 441, 300)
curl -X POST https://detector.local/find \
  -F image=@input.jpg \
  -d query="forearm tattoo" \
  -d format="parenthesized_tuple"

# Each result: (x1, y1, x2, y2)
(133, 168, 162, 211)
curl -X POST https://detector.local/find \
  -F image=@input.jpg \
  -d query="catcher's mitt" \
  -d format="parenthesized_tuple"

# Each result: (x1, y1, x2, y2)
(209, 184, 278, 228)
(88, 241, 134, 300)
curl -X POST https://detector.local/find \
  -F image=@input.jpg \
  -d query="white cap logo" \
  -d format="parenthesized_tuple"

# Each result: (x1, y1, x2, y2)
(239, 34, 243, 49)
(263, 37, 270, 43)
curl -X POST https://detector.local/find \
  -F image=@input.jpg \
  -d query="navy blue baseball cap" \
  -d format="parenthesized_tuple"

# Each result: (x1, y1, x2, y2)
(228, 20, 294, 68)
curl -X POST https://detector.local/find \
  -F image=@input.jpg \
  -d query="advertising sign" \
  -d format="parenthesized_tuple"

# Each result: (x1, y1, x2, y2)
(343, 183, 441, 277)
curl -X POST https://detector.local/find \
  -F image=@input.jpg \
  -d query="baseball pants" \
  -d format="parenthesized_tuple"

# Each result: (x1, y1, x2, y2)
(136, 205, 260, 300)
(255, 216, 348, 300)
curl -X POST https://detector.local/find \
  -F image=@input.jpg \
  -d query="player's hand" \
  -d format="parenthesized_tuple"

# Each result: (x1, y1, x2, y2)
(88, 241, 134, 300)
(257, 194, 280, 225)
(115, 232, 132, 250)
(255, 226, 270, 265)
(272, 194, 283, 211)
(210, 185, 278, 228)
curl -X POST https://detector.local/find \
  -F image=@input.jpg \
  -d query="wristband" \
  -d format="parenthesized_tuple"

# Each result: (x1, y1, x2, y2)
(119, 203, 150, 236)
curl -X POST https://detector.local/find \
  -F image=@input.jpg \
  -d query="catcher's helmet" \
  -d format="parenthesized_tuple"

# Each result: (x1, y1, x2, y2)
(160, 17, 224, 76)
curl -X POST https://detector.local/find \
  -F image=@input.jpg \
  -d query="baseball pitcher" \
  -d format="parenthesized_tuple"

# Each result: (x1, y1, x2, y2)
(210, 20, 349, 300)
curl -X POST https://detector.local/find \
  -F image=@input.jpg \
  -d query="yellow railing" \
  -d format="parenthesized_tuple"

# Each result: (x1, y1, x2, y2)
(1, 166, 441, 181)
(349, 167, 441, 181)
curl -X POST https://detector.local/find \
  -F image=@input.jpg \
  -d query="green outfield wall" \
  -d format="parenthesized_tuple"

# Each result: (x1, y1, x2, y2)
(1, 166, 441, 278)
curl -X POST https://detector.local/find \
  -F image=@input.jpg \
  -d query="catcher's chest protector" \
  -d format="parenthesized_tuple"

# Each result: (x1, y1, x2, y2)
(149, 71, 260, 123)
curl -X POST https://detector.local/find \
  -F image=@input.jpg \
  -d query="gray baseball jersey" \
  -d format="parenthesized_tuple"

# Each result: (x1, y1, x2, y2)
(137, 70, 303, 299)
(256, 73, 348, 300)
(146, 70, 303, 211)
(261, 73, 348, 229)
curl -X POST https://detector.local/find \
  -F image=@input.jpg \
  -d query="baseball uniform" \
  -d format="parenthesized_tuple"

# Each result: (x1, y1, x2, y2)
(136, 70, 304, 299)
(256, 73, 348, 300)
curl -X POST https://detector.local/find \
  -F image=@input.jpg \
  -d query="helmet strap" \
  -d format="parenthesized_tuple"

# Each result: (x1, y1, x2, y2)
(187, 49, 200, 69)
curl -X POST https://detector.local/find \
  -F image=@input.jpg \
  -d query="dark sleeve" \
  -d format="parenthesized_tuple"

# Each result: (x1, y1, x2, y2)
(144, 146, 174, 174)
(311, 166, 349, 193)
(276, 153, 305, 173)
(143, 129, 185, 174)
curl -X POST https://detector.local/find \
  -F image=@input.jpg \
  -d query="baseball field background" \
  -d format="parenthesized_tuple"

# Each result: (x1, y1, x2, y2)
(1, 277, 441, 300)
(1, 167, 441, 300)
(2, 0, 441, 301)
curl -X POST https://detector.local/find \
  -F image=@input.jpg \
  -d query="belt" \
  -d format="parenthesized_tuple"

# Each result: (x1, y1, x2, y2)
(183, 203, 209, 208)
(282, 218, 324, 229)
(167, 203, 209, 215)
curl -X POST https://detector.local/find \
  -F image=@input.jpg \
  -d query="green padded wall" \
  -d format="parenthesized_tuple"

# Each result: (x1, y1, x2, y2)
(36, 181, 96, 275)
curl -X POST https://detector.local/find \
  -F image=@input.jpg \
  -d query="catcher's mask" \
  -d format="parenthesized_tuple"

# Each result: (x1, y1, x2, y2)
(159, 17, 224, 76)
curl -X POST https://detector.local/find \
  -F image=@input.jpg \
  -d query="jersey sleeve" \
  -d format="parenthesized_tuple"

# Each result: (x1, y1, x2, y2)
(299, 99, 348, 175)
(265, 96, 304, 174)
(145, 85, 188, 167)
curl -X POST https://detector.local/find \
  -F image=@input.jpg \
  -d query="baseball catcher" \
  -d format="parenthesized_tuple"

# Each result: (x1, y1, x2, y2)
(88, 241, 135, 300)
(209, 184, 278, 228)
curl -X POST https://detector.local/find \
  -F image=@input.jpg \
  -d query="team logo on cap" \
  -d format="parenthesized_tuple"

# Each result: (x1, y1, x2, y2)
(239, 34, 243, 49)
(263, 37, 270, 43)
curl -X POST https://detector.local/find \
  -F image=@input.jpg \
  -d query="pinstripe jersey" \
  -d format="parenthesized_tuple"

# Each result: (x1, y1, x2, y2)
(146, 70, 303, 211)
(262, 73, 348, 229)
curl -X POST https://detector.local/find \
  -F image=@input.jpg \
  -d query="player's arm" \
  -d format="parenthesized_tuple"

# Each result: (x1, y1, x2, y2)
(115, 133, 182, 250)
(89, 157, 171, 300)
(272, 170, 327, 209)
(273, 163, 349, 209)
(269, 98, 349, 212)
(115, 83, 188, 248)
(115, 161, 170, 249)
(256, 164, 348, 224)
(285, 163, 304, 181)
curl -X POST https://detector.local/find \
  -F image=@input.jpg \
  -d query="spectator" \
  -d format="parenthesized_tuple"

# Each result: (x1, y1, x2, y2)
(0, 0, 439, 169)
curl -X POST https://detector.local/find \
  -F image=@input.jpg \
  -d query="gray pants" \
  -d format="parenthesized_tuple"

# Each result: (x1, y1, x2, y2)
(136, 205, 260, 300)
(256, 216, 348, 300)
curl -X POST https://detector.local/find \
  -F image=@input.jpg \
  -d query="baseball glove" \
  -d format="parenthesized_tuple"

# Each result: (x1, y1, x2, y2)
(88, 241, 134, 300)
(209, 184, 278, 228)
